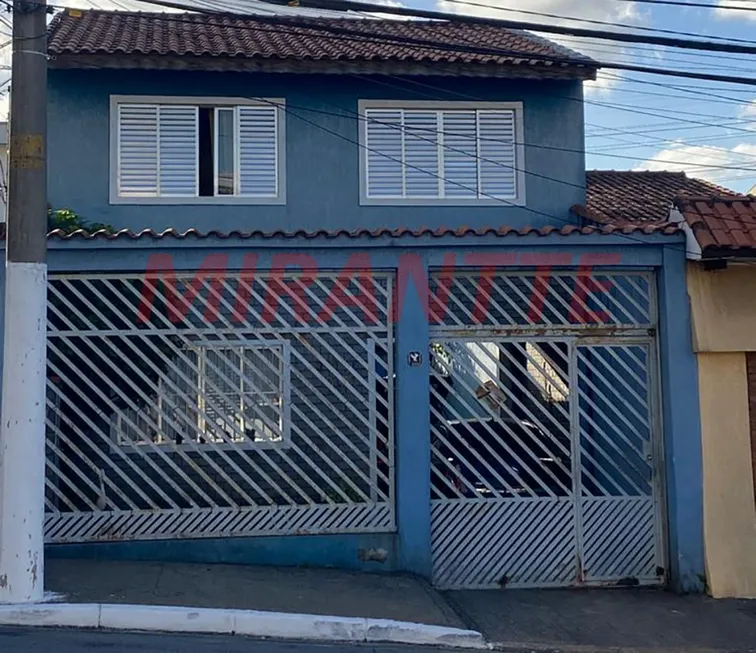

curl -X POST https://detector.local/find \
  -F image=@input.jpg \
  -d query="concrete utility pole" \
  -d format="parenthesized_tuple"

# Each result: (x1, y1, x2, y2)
(0, 0, 48, 604)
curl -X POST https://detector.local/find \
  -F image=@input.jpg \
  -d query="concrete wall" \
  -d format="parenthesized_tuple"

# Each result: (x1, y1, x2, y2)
(47, 70, 586, 234)
(687, 262, 756, 598)
(687, 264, 756, 352)
(0, 232, 705, 590)
(698, 353, 756, 598)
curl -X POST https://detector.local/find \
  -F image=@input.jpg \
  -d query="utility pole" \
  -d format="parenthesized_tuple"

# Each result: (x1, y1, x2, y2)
(0, 0, 48, 604)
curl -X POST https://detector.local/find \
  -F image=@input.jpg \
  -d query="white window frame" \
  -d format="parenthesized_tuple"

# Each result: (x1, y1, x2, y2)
(358, 100, 526, 207)
(111, 340, 292, 452)
(109, 95, 286, 205)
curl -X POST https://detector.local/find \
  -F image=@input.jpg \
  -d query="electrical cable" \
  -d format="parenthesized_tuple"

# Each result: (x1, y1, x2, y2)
(442, 0, 756, 42)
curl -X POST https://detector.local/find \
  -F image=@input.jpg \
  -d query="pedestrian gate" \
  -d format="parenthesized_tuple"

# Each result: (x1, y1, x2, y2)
(44, 270, 394, 543)
(428, 270, 665, 589)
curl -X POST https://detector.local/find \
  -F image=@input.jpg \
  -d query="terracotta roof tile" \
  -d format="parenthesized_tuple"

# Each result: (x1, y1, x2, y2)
(34, 223, 678, 242)
(46, 9, 596, 74)
(579, 170, 756, 256)
(676, 195, 756, 255)
(582, 170, 737, 224)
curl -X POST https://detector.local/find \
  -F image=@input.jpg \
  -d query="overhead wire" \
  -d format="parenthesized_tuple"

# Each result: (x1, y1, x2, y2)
(65, 0, 756, 69)
(441, 0, 756, 42)
(598, 0, 756, 11)
(242, 94, 751, 256)
(33, 1, 756, 85)
(27, 0, 753, 255)
(248, 0, 756, 50)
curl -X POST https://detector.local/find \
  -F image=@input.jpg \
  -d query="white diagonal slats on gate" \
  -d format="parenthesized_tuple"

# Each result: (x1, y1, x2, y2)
(428, 270, 652, 329)
(581, 497, 659, 582)
(45, 271, 395, 543)
(431, 498, 576, 589)
(428, 282, 663, 590)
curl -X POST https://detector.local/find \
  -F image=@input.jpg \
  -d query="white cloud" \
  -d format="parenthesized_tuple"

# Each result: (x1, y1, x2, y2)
(633, 143, 756, 187)
(436, 0, 645, 94)
(715, 1, 756, 21)
(738, 99, 756, 122)
(438, 0, 640, 24)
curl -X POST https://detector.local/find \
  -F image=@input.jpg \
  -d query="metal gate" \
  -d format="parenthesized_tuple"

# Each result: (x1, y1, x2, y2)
(429, 269, 664, 589)
(44, 269, 394, 543)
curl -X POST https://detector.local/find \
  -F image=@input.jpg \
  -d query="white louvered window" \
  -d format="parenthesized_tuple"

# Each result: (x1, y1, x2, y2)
(362, 105, 521, 202)
(114, 99, 282, 201)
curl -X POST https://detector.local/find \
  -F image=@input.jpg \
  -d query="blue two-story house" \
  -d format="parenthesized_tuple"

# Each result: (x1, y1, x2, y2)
(1, 8, 706, 592)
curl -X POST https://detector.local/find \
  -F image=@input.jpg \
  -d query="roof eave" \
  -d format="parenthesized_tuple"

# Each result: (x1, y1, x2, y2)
(47, 52, 598, 80)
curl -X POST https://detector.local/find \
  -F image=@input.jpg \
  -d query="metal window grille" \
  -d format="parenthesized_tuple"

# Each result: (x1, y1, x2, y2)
(110, 343, 289, 448)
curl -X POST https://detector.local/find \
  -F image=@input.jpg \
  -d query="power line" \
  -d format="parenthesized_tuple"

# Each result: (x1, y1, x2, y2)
(601, 0, 756, 11)
(442, 0, 756, 42)
(265, 97, 745, 257)
(48, 3, 756, 141)
(338, 72, 756, 180)
(252, 0, 756, 51)
(52, 1, 756, 86)
(343, 71, 756, 159)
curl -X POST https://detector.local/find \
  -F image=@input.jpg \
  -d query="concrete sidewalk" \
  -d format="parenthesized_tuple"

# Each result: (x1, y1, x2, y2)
(45, 558, 463, 628)
(446, 587, 756, 651)
(38, 559, 756, 651)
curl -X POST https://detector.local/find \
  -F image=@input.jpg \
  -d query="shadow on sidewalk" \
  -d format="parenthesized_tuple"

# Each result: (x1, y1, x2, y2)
(45, 558, 463, 628)
(445, 587, 756, 651)
(46, 559, 756, 651)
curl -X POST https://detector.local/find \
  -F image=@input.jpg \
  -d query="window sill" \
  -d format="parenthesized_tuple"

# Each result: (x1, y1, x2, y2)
(359, 196, 525, 207)
(111, 440, 292, 454)
(109, 196, 286, 206)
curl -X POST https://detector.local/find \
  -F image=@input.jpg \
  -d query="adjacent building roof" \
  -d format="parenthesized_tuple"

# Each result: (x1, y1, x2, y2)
(578, 170, 756, 259)
(580, 170, 736, 225)
(46, 9, 598, 79)
(675, 195, 756, 257)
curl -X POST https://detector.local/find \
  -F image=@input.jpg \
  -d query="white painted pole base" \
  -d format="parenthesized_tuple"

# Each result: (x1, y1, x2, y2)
(0, 261, 47, 604)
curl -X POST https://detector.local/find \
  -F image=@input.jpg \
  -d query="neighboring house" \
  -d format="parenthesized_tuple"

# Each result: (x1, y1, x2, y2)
(580, 171, 756, 598)
(0, 121, 7, 223)
(0, 9, 710, 592)
(677, 196, 756, 599)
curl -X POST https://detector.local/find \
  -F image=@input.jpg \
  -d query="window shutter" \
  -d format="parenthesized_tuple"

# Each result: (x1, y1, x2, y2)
(403, 111, 440, 198)
(158, 105, 198, 197)
(441, 111, 478, 198)
(118, 104, 158, 197)
(365, 109, 403, 198)
(477, 110, 517, 198)
(238, 106, 278, 197)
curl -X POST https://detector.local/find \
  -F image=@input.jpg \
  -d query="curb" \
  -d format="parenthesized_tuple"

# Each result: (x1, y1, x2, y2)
(0, 603, 488, 649)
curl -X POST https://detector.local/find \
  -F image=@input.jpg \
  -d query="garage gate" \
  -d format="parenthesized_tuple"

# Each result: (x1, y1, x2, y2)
(428, 269, 665, 589)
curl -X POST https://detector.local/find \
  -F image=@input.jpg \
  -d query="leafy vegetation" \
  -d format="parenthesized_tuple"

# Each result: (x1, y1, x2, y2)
(47, 207, 112, 234)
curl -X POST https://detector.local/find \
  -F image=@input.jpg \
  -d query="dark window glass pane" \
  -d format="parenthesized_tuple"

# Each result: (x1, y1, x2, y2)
(198, 107, 214, 197)
(217, 108, 235, 195)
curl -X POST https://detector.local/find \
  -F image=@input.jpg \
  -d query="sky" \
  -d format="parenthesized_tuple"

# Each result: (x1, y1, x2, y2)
(1, 0, 755, 192)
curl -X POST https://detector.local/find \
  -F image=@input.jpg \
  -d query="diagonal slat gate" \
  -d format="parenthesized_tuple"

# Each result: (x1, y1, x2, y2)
(44, 270, 394, 543)
(429, 269, 665, 589)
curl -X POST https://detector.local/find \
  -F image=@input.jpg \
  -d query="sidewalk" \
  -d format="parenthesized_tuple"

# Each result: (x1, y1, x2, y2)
(446, 587, 756, 652)
(7, 558, 755, 651)
(44, 558, 462, 628)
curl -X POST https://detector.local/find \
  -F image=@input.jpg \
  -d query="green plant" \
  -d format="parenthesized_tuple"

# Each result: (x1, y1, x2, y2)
(47, 207, 111, 234)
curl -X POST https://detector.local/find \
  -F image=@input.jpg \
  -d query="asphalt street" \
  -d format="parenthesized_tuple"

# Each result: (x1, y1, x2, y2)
(0, 628, 460, 653)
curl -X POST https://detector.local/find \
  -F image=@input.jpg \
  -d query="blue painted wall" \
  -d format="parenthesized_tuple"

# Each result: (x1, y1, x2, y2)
(657, 245, 705, 592)
(47, 70, 586, 233)
(47, 532, 400, 572)
(1, 234, 704, 589)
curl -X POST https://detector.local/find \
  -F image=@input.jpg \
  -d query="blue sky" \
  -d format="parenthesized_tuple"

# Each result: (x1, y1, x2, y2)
(430, 0, 756, 192)
(6, 0, 755, 192)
